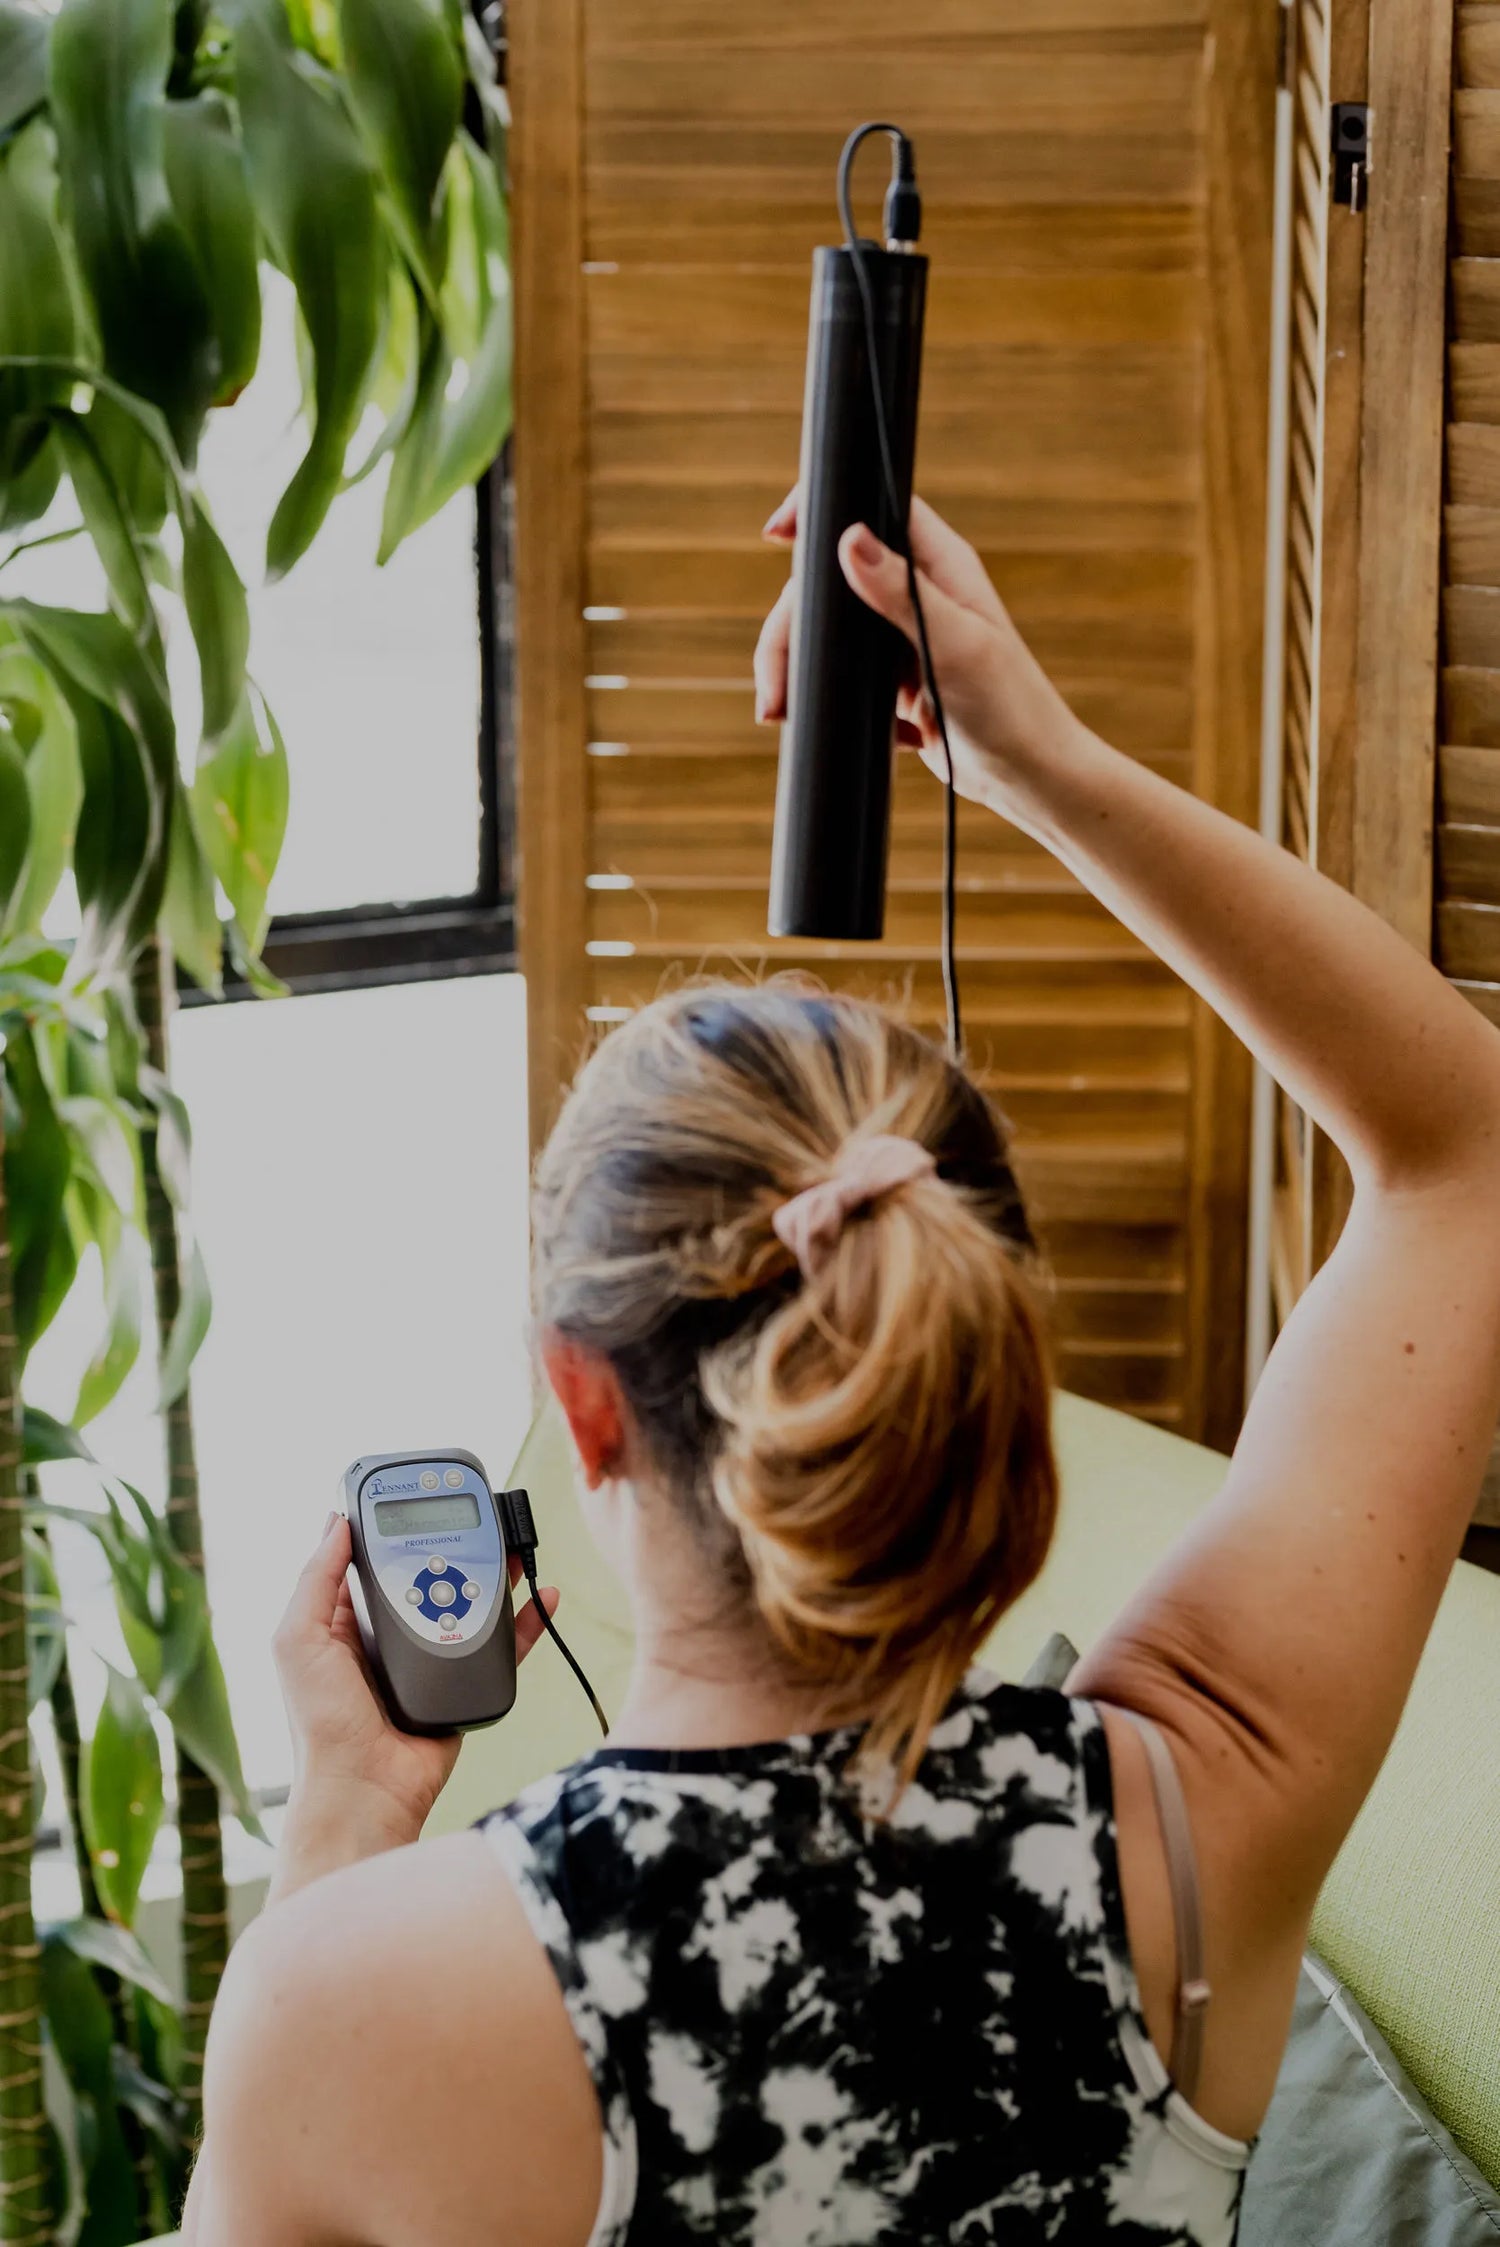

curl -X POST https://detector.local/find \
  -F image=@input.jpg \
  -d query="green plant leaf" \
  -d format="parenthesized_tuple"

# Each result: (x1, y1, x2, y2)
(229, 0, 385, 576)
(0, 120, 77, 532)
(109, 2046, 188, 2164)
(2, 1023, 76, 1356)
(47, 411, 154, 639)
(49, 1918, 173, 2011)
(338, 0, 461, 302)
(58, 1095, 137, 1215)
(160, 778, 224, 997)
(72, 1221, 147, 1425)
(181, 493, 248, 739)
(191, 681, 287, 953)
(83, 1663, 164, 1926)
(0, 647, 81, 935)
(164, 1634, 264, 1841)
(48, 0, 218, 460)
(157, 1233, 210, 1408)
(1, 600, 175, 970)
(119, 1485, 207, 1704)
(40, 1926, 138, 2240)
(225, 916, 289, 998)
(20, 1404, 95, 1465)
(161, 88, 261, 407)
(379, 131, 510, 559)
(0, 1, 49, 140)
(137, 1066, 191, 1209)
(24, 1526, 66, 1709)
(0, 720, 29, 918)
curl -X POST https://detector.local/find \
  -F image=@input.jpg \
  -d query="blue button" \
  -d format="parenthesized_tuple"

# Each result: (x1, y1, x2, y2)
(413, 1565, 473, 1626)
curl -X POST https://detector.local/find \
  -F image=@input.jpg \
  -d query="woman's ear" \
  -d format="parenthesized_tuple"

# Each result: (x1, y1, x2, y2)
(539, 1331, 627, 1489)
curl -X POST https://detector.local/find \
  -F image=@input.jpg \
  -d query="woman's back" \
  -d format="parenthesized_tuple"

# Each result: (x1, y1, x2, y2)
(485, 1673, 1247, 2247)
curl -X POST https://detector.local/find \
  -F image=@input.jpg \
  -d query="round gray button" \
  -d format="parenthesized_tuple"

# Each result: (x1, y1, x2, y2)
(440, 1614, 459, 1633)
(462, 1582, 480, 1602)
(404, 1587, 423, 1607)
(444, 1468, 465, 1488)
(427, 1555, 448, 1574)
(430, 1580, 456, 1607)
(420, 1470, 440, 1490)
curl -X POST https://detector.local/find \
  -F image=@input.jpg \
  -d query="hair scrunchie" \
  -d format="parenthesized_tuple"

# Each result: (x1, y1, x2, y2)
(771, 1136, 937, 1280)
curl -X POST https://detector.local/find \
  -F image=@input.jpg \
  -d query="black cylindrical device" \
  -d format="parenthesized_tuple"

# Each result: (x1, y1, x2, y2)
(768, 242, 927, 940)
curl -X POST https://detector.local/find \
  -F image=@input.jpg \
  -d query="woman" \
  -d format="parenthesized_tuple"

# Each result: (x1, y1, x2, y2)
(183, 499, 1500, 2247)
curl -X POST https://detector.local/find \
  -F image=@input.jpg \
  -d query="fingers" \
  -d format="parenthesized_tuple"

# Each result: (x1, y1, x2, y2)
(906, 497, 1007, 620)
(762, 487, 797, 545)
(753, 575, 796, 724)
(515, 1582, 561, 1664)
(275, 1513, 352, 1665)
(837, 524, 977, 665)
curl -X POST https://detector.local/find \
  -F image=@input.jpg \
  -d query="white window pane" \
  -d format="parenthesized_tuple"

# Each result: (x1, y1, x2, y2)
(28, 975, 533, 1798)
(195, 276, 486, 915)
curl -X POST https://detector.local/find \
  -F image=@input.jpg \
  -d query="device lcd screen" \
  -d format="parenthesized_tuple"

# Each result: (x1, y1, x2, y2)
(373, 1494, 481, 1537)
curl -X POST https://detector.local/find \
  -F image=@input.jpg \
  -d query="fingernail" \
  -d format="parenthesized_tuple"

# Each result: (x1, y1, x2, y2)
(323, 1509, 339, 1537)
(847, 524, 879, 565)
(754, 692, 768, 723)
(761, 507, 786, 536)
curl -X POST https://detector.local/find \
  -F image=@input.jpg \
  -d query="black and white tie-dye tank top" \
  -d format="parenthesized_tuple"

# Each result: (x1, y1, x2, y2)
(480, 1670, 1249, 2247)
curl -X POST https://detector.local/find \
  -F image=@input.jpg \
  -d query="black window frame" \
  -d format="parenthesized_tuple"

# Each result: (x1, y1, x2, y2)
(181, 457, 517, 1006)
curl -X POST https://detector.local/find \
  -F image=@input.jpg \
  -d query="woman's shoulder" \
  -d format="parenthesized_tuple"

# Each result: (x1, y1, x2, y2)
(206, 1835, 603, 2247)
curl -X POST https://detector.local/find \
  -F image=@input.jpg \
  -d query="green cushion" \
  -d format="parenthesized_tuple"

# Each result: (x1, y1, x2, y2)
(432, 1392, 1500, 2189)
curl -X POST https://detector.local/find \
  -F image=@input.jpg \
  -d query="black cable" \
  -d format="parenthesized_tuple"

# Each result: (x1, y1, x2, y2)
(835, 123, 963, 1062)
(521, 1560, 610, 1737)
(501, 1487, 609, 1737)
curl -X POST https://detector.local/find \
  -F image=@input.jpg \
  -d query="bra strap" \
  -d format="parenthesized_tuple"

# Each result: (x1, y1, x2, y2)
(1118, 1709, 1212, 2106)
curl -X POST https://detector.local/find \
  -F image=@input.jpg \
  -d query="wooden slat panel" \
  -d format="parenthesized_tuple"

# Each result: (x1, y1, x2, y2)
(1449, 342, 1500, 422)
(584, 953, 1188, 1025)
(586, 201, 1203, 273)
(516, 0, 1272, 1444)
(1352, 0, 1451, 948)
(1453, 259, 1500, 342)
(585, 50, 1205, 131)
(1459, 2, 1500, 87)
(589, 269, 1198, 355)
(1454, 177, 1500, 257)
(1444, 665, 1500, 743)
(585, 882, 1154, 958)
(1445, 503, 1500, 583)
(512, 0, 590, 1148)
(1454, 976, 1500, 1025)
(587, 129, 1200, 211)
(1439, 742, 1500, 822)
(1437, 898, 1500, 977)
(1437, 822, 1500, 904)
(1449, 420, 1500, 508)
(586, 683, 1194, 761)
(585, 0, 1210, 51)
(1444, 583, 1500, 666)
(1455, 87, 1500, 174)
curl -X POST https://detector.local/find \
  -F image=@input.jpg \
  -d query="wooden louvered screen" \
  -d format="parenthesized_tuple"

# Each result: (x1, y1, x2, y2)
(1443, 0, 1500, 1519)
(1264, 0, 1453, 1345)
(510, 0, 1277, 1448)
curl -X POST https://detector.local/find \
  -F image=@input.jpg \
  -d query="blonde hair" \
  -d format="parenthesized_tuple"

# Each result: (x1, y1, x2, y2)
(532, 980, 1058, 1787)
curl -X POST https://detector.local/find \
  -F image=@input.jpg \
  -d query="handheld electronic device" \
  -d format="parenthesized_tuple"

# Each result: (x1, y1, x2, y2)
(342, 1449, 607, 1738)
(767, 122, 963, 1055)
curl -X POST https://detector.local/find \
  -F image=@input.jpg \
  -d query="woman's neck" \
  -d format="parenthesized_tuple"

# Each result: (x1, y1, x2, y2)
(605, 1618, 856, 1752)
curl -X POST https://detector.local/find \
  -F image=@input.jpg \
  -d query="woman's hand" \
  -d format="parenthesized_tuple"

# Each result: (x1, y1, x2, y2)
(753, 490, 1083, 810)
(267, 1513, 561, 1903)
